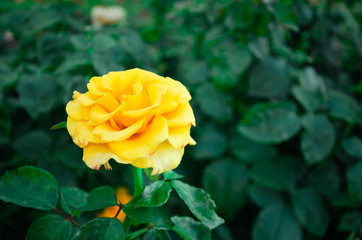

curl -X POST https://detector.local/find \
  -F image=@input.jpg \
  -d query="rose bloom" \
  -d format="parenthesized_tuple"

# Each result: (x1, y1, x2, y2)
(91, 5, 127, 27)
(66, 68, 196, 175)
(97, 187, 132, 222)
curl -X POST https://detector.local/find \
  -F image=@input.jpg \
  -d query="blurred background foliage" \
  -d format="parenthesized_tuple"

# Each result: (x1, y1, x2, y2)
(0, 0, 362, 239)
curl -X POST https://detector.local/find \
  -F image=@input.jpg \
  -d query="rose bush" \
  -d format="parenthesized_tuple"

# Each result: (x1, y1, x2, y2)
(66, 68, 196, 175)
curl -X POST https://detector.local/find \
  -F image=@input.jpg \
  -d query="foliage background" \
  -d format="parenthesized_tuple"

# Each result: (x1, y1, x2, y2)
(0, 0, 362, 239)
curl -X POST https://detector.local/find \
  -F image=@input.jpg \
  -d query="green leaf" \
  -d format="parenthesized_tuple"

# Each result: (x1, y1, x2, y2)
(248, 186, 284, 208)
(195, 83, 233, 122)
(50, 121, 67, 130)
(253, 204, 302, 240)
(347, 162, 362, 201)
(26, 214, 72, 240)
(327, 90, 359, 123)
(250, 156, 305, 191)
(248, 37, 270, 60)
(291, 85, 325, 112)
(298, 67, 326, 90)
(0, 166, 58, 210)
(72, 218, 125, 240)
(163, 170, 184, 181)
(304, 162, 340, 196)
(338, 211, 362, 232)
(12, 130, 52, 159)
(178, 61, 208, 85)
(247, 57, 291, 98)
(301, 114, 336, 164)
(75, 186, 117, 211)
(17, 74, 56, 118)
(211, 43, 252, 90)
(135, 181, 171, 208)
(192, 123, 227, 160)
(61, 186, 88, 210)
(231, 134, 277, 163)
(92, 47, 124, 75)
(238, 101, 301, 144)
(292, 188, 329, 237)
(343, 137, 362, 159)
(56, 53, 90, 73)
(171, 180, 224, 229)
(171, 216, 211, 240)
(123, 199, 174, 230)
(202, 160, 248, 219)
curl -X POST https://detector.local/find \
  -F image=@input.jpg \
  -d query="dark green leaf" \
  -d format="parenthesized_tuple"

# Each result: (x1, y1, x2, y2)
(327, 90, 358, 123)
(50, 121, 67, 130)
(304, 162, 340, 196)
(292, 188, 329, 237)
(231, 134, 277, 163)
(292, 85, 325, 112)
(12, 130, 52, 159)
(253, 204, 302, 240)
(171, 216, 211, 240)
(17, 74, 56, 118)
(56, 54, 90, 73)
(238, 101, 301, 143)
(136, 181, 171, 208)
(248, 186, 284, 208)
(163, 170, 184, 181)
(247, 58, 290, 98)
(171, 180, 224, 229)
(347, 162, 362, 201)
(202, 160, 248, 219)
(301, 114, 335, 164)
(0, 166, 58, 210)
(195, 83, 233, 122)
(26, 214, 72, 240)
(338, 211, 362, 232)
(72, 218, 125, 240)
(250, 156, 305, 191)
(298, 67, 326, 91)
(192, 123, 227, 160)
(123, 199, 174, 230)
(343, 137, 362, 159)
(75, 186, 117, 211)
(61, 186, 88, 210)
(248, 37, 269, 60)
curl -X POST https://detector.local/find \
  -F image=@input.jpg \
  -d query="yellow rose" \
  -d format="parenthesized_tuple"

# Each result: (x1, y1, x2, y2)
(66, 68, 196, 175)
(97, 187, 132, 222)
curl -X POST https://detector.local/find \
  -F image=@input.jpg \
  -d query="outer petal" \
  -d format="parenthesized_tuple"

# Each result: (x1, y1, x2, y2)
(168, 124, 192, 149)
(83, 143, 129, 170)
(66, 100, 83, 121)
(108, 115, 168, 160)
(163, 103, 196, 127)
(132, 141, 184, 175)
(67, 117, 103, 147)
(93, 118, 145, 142)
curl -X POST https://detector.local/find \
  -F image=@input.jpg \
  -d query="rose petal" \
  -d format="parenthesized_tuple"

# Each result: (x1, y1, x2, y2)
(109, 115, 168, 160)
(96, 93, 119, 112)
(93, 118, 145, 142)
(132, 141, 184, 175)
(168, 124, 192, 149)
(163, 102, 196, 127)
(67, 118, 103, 147)
(83, 143, 129, 170)
(66, 100, 83, 120)
(73, 91, 96, 107)
(148, 84, 167, 106)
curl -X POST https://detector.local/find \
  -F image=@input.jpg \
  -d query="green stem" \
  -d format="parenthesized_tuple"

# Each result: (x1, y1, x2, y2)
(123, 167, 144, 234)
(133, 167, 143, 197)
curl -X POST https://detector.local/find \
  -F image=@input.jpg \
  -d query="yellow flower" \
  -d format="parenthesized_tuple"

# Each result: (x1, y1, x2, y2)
(97, 187, 132, 222)
(66, 68, 196, 175)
